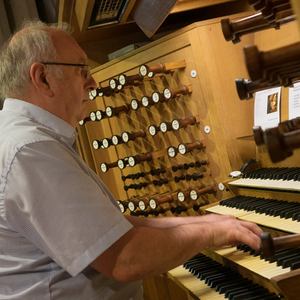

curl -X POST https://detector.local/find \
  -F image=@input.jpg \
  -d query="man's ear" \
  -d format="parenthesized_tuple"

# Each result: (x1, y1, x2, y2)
(29, 63, 54, 97)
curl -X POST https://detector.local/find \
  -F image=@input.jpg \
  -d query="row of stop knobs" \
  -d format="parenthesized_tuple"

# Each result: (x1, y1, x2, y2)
(122, 160, 207, 191)
(100, 141, 204, 172)
(92, 116, 197, 150)
(121, 160, 207, 181)
(88, 61, 187, 99)
(125, 203, 200, 217)
(80, 85, 190, 125)
(117, 185, 216, 214)
(123, 172, 205, 191)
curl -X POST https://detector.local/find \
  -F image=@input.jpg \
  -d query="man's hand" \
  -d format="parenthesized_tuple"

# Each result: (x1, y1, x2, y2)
(204, 215, 262, 250)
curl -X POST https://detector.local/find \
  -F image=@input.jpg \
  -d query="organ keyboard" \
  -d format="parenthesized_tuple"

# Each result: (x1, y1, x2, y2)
(229, 167, 300, 192)
(168, 243, 300, 299)
(169, 253, 280, 299)
(167, 171, 300, 299)
(206, 195, 300, 233)
(197, 185, 300, 299)
(202, 246, 290, 284)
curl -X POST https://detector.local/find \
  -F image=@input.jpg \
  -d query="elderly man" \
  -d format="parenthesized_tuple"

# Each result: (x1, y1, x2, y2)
(0, 21, 262, 299)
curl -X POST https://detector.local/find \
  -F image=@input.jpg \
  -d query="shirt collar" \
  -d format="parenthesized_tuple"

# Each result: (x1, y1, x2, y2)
(3, 98, 76, 146)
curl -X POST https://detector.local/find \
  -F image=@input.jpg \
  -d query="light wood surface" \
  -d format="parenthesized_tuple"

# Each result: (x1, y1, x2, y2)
(290, 0, 300, 35)
(171, 0, 238, 14)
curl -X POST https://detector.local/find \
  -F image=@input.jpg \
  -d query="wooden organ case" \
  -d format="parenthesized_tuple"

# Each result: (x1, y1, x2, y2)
(75, 9, 300, 300)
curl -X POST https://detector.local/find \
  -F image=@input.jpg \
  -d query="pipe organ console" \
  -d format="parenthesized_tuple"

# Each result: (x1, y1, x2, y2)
(170, 1, 300, 299)
(75, 8, 300, 300)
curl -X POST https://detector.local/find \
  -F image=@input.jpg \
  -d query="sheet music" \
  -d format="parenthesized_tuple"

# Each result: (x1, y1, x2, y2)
(288, 82, 300, 119)
(254, 87, 281, 130)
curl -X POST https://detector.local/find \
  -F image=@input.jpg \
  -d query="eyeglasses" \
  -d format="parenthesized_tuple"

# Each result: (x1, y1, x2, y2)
(41, 62, 91, 80)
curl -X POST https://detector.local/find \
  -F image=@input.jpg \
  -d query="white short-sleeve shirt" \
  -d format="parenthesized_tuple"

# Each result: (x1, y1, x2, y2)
(0, 99, 143, 300)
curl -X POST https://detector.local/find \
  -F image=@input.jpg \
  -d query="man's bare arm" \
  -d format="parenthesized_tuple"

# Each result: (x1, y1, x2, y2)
(91, 216, 261, 282)
(125, 213, 238, 228)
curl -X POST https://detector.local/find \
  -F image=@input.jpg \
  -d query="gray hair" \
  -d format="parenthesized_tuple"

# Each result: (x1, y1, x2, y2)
(0, 20, 70, 99)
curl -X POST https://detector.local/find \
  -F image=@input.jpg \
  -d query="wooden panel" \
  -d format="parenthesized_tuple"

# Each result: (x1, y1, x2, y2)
(272, 269, 300, 300)
(74, 0, 94, 32)
(119, 0, 137, 23)
(291, 0, 300, 34)
(171, 0, 238, 13)
(254, 21, 300, 51)
(91, 32, 191, 80)
(188, 22, 256, 173)
(58, 0, 75, 25)
(143, 275, 172, 300)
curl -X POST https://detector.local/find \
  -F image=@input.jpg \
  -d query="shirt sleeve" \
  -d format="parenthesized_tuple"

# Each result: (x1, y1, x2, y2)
(4, 140, 133, 276)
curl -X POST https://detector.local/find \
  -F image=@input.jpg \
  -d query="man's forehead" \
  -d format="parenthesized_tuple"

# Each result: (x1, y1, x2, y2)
(51, 29, 87, 63)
